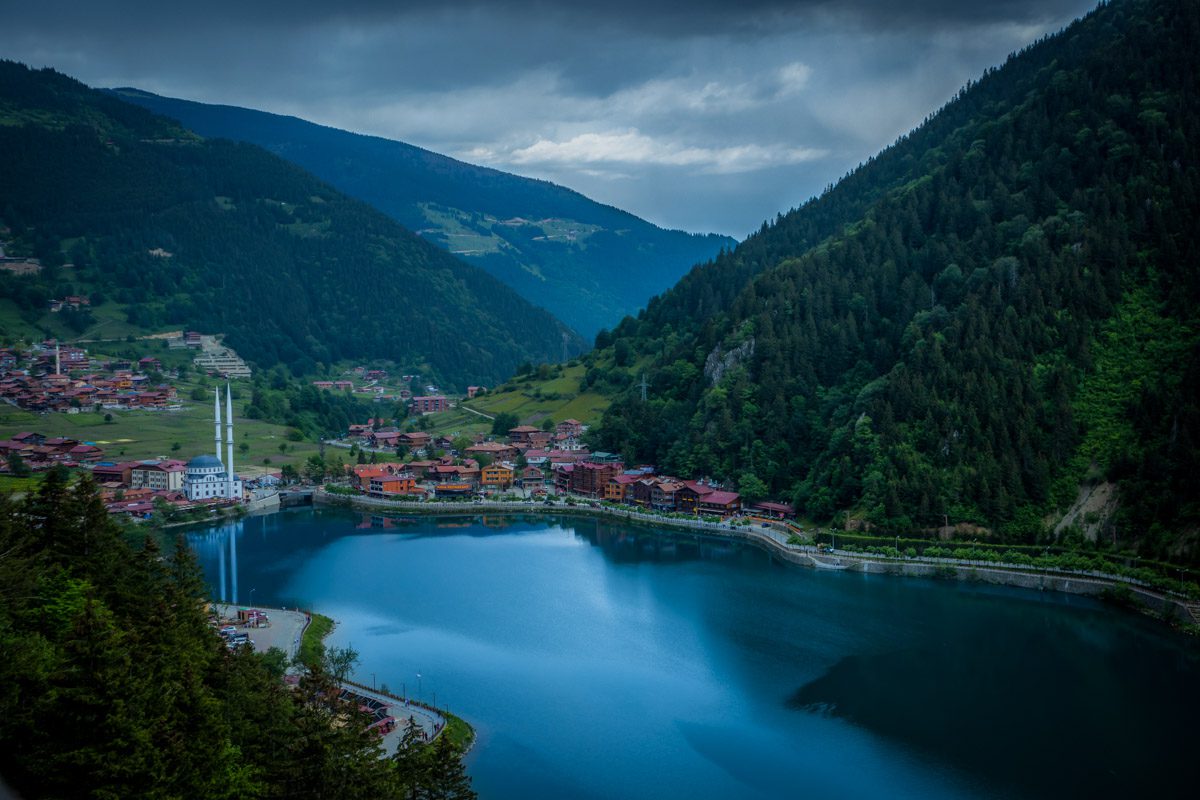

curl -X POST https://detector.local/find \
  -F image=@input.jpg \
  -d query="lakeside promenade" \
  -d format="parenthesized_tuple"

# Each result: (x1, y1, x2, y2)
(211, 602, 457, 754)
(311, 488, 1199, 626)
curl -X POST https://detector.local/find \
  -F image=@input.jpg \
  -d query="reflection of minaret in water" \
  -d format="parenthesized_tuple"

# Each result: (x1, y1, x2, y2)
(229, 521, 238, 604)
(217, 531, 227, 602)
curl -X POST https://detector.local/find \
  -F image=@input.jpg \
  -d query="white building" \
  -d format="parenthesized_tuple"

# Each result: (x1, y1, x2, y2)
(183, 384, 243, 502)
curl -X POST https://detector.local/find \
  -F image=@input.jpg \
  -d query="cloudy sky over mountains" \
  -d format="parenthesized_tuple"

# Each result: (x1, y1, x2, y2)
(3, 0, 1096, 236)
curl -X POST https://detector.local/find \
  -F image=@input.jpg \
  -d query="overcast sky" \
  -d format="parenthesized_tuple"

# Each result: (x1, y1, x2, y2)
(2, 0, 1097, 237)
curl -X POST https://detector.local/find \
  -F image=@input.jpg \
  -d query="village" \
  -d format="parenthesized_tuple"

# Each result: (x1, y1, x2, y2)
(333, 415, 796, 521)
(0, 335, 795, 523)
(311, 368, 486, 406)
(0, 428, 281, 518)
(0, 340, 181, 413)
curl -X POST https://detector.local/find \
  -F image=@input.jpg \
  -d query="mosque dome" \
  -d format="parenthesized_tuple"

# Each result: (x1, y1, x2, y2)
(187, 454, 223, 470)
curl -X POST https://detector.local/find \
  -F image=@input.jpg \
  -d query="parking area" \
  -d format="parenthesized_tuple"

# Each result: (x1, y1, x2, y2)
(212, 603, 310, 660)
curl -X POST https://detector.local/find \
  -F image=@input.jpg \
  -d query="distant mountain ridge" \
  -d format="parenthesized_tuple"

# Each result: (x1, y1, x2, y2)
(0, 61, 583, 387)
(107, 89, 736, 339)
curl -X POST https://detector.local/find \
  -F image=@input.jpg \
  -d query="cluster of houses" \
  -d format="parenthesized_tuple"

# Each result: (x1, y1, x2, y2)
(312, 372, 488, 411)
(87, 456, 276, 518)
(165, 332, 252, 379)
(0, 342, 179, 413)
(340, 418, 796, 519)
(311, 369, 441, 404)
(48, 295, 91, 313)
(0, 431, 104, 470)
(348, 417, 588, 455)
(0, 433, 237, 517)
(90, 458, 192, 516)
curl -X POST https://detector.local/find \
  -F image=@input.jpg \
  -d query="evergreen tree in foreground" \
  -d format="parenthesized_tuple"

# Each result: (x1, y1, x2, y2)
(0, 477, 476, 799)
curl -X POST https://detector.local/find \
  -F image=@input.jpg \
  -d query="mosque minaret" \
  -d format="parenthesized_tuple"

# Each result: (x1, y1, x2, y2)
(183, 384, 243, 502)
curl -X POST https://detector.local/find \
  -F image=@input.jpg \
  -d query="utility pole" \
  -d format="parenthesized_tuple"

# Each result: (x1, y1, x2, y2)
(638, 373, 649, 401)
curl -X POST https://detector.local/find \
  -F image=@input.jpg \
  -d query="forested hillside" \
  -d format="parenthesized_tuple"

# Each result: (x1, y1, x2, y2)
(588, 0, 1200, 560)
(105, 90, 735, 339)
(0, 474, 475, 798)
(0, 62, 583, 387)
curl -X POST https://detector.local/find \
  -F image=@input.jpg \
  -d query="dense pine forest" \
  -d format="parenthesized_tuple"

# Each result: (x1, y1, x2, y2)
(589, 0, 1200, 560)
(0, 62, 583, 387)
(0, 472, 476, 799)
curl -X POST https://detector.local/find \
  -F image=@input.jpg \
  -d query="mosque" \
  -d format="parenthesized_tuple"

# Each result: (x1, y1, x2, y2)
(183, 384, 243, 502)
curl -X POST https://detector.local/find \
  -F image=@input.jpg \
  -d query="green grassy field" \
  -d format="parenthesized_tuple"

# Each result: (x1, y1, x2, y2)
(441, 710, 475, 750)
(0, 392, 321, 476)
(296, 612, 334, 666)
(463, 363, 610, 426)
(415, 406, 492, 439)
(0, 473, 46, 493)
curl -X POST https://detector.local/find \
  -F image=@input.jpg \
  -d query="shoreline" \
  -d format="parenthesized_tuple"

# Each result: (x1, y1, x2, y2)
(310, 488, 1199, 629)
(293, 605, 477, 753)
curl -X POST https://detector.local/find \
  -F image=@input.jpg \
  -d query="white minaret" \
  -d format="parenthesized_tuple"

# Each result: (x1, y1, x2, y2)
(225, 383, 235, 500)
(214, 387, 222, 460)
(54, 341, 61, 375)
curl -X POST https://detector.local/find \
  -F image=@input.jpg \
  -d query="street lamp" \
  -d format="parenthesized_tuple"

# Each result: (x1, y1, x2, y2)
(371, 672, 376, 691)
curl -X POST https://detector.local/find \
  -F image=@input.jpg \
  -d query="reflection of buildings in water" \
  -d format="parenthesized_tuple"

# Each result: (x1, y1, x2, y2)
(355, 514, 423, 530)
(356, 514, 397, 530)
(582, 524, 739, 565)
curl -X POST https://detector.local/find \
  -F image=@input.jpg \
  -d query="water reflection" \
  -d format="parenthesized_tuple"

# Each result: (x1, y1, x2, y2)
(188, 509, 1200, 800)
(191, 519, 243, 603)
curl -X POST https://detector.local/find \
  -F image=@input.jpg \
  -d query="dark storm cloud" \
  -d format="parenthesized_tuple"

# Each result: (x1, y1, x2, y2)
(0, 0, 1099, 31)
(0, 0, 1099, 236)
(1, 0, 1094, 36)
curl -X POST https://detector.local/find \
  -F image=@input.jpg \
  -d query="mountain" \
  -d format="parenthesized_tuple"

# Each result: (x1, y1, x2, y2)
(583, 0, 1200, 560)
(0, 61, 583, 387)
(106, 88, 736, 339)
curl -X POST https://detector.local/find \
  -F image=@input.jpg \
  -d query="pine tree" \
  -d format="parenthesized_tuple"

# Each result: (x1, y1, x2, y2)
(424, 734, 476, 800)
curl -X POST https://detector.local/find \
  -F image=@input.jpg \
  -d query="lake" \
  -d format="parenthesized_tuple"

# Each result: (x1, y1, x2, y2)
(190, 508, 1199, 799)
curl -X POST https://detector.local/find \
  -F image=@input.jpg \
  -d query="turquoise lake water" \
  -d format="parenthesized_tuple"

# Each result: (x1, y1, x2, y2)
(190, 508, 1199, 799)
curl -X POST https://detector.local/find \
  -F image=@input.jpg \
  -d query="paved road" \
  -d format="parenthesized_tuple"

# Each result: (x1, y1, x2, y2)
(458, 405, 495, 421)
(213, 603, 309, 660)
(341, 683, 446, 756)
